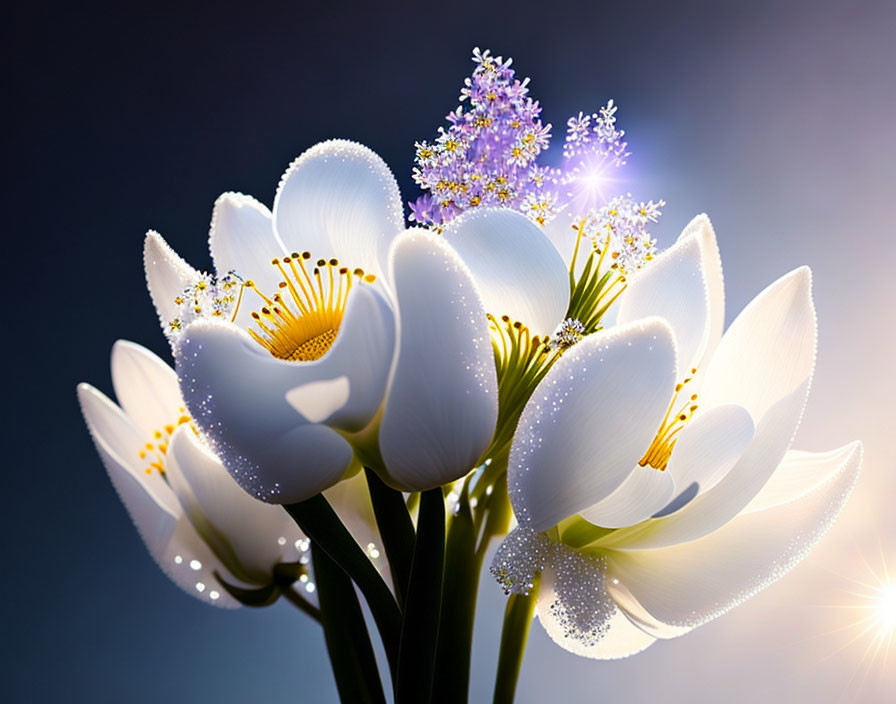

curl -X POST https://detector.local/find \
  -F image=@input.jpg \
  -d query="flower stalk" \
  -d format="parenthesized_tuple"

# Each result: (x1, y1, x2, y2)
(493, 587, 539, 704)
(313, 544, 387, 704)
(395, 488, 446, 703)
(284, 494, 402, 679)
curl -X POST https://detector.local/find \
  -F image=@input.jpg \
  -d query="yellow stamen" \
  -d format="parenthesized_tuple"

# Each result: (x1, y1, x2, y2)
(244, 253, 373, 362)
(484, 314, 561, 459)
(138, 414, 195, 476)
(639, 369, 699, 470)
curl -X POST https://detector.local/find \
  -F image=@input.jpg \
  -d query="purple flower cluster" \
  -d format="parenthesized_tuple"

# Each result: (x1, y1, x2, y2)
(580, 195, 666, 274)
(409, 48, 554, 227)
(409, 48, 635, 230)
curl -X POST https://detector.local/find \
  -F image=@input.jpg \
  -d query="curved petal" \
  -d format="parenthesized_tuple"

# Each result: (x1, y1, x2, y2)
(166, 426, 299, 582)
(443, 208, 569, 334)
(613, 268, 817, 546)
(282, 285, 395, 432)
(605, 441, 861, 631)
(162, 516, 242, 607)
(658, 403, 755, 512)
(273, 140, 404, 280)
(209, 192, 287, 328)
(509, 318, 678, 532)
(378, 230, 498, 490)
(110, 340, 182, 439)
(679, 214, 724, 360)
(579, 467, 674, 529)
(542, 208, 579, 268)
(616, 226, 711, 372)
(77, 383, 178, 513)
(176, 322, 356, 503)
(285, 377, 351, 424)
(144, 230, 200, 329)
(77, 385, 238, 607)
(533, 542, 620, 656)
(606, 382, 810, 549)
(743, 442, 862, 514)
(699, 266, 816, 424)
(537, 598, 656, 659)
(605, 577, 694, 640)
(610, 267, 817, 549)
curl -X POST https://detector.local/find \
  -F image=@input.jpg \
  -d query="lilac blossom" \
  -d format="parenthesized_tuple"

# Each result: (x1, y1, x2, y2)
(409, 47, 648, 254)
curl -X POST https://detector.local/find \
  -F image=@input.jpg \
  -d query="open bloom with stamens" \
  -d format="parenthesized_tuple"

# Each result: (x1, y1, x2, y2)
(77, 341, 306, 607)
(491, 215, 862, 659)
(145, 140, 500, 502)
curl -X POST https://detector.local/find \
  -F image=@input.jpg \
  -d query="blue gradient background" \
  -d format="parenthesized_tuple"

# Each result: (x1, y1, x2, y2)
(4, 1, 894, 701)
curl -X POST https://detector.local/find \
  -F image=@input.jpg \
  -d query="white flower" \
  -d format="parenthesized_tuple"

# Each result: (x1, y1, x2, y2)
(144, 140, 498, 502)
(492, 214, 862, 659)
(76, 341, 304, 608)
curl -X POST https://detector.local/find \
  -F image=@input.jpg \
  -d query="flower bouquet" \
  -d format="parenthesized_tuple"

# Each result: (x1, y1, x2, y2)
(77, 49, 861, 702)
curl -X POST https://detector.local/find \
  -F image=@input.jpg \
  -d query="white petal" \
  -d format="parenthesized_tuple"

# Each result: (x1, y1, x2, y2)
(161, 516, 242, 608)
(77, 384, 238, 607)
(378, 230, 498, 490)
(110, 340, 182, 439)
(144, 230, 200, 327)
(611, 268, 817, 548)
(177, 277, 392, 430)
(534, 542, 641, 658)
(297, 285, 395, 432)
(605, 441, 861, 630)
(166, 426, 300, 581)
(509, 318, 678, 532)
(176, 321, 356, 503)
(209, 192, 287, 327)
(579, 467, 674, 529)
(77, 383, 178, 514)
(607, 381, 810, 549)
(285, 376, 351, 424)
(443, 208, 569, 334)
(616, 227, 711, 371)
(678, 214, 724, 360)
(743, 443, 862, 514)
(542, 208, 580, 268)
(699, 266, 816, 425)
(605, 577, 694, 639)
(537, 596, 656, 659)
(273, 140, 403, 280)
(657, 403, 755, 514)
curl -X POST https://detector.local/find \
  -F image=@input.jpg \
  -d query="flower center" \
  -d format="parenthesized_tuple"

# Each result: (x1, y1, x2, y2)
(551, 318, 586, 351)
(484, 314, 560, 460)
(166, 271, 244, 342)
(138, 408, 194, 475)
(245, 252, 375, 362)
(639, 369, 699, 470)
(565, 221, 628, 336)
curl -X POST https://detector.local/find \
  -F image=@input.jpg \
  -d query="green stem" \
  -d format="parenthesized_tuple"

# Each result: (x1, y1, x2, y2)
(396, 488, 446, 704)
(433, 484, 478, 701)
(280, 586, 322, 623)
(312, 544, 387, 704)
(285, 494, 401, 679)
(364, 467, 416, 609)
(492, 590, 537, 704)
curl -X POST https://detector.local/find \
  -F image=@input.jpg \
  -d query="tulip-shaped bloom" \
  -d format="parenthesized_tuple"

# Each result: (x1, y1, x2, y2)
(491, 215, 862, 659)
(77, 341, 305, 607)
(435, 204, 650, 465)
(144, 140, 499, 502)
